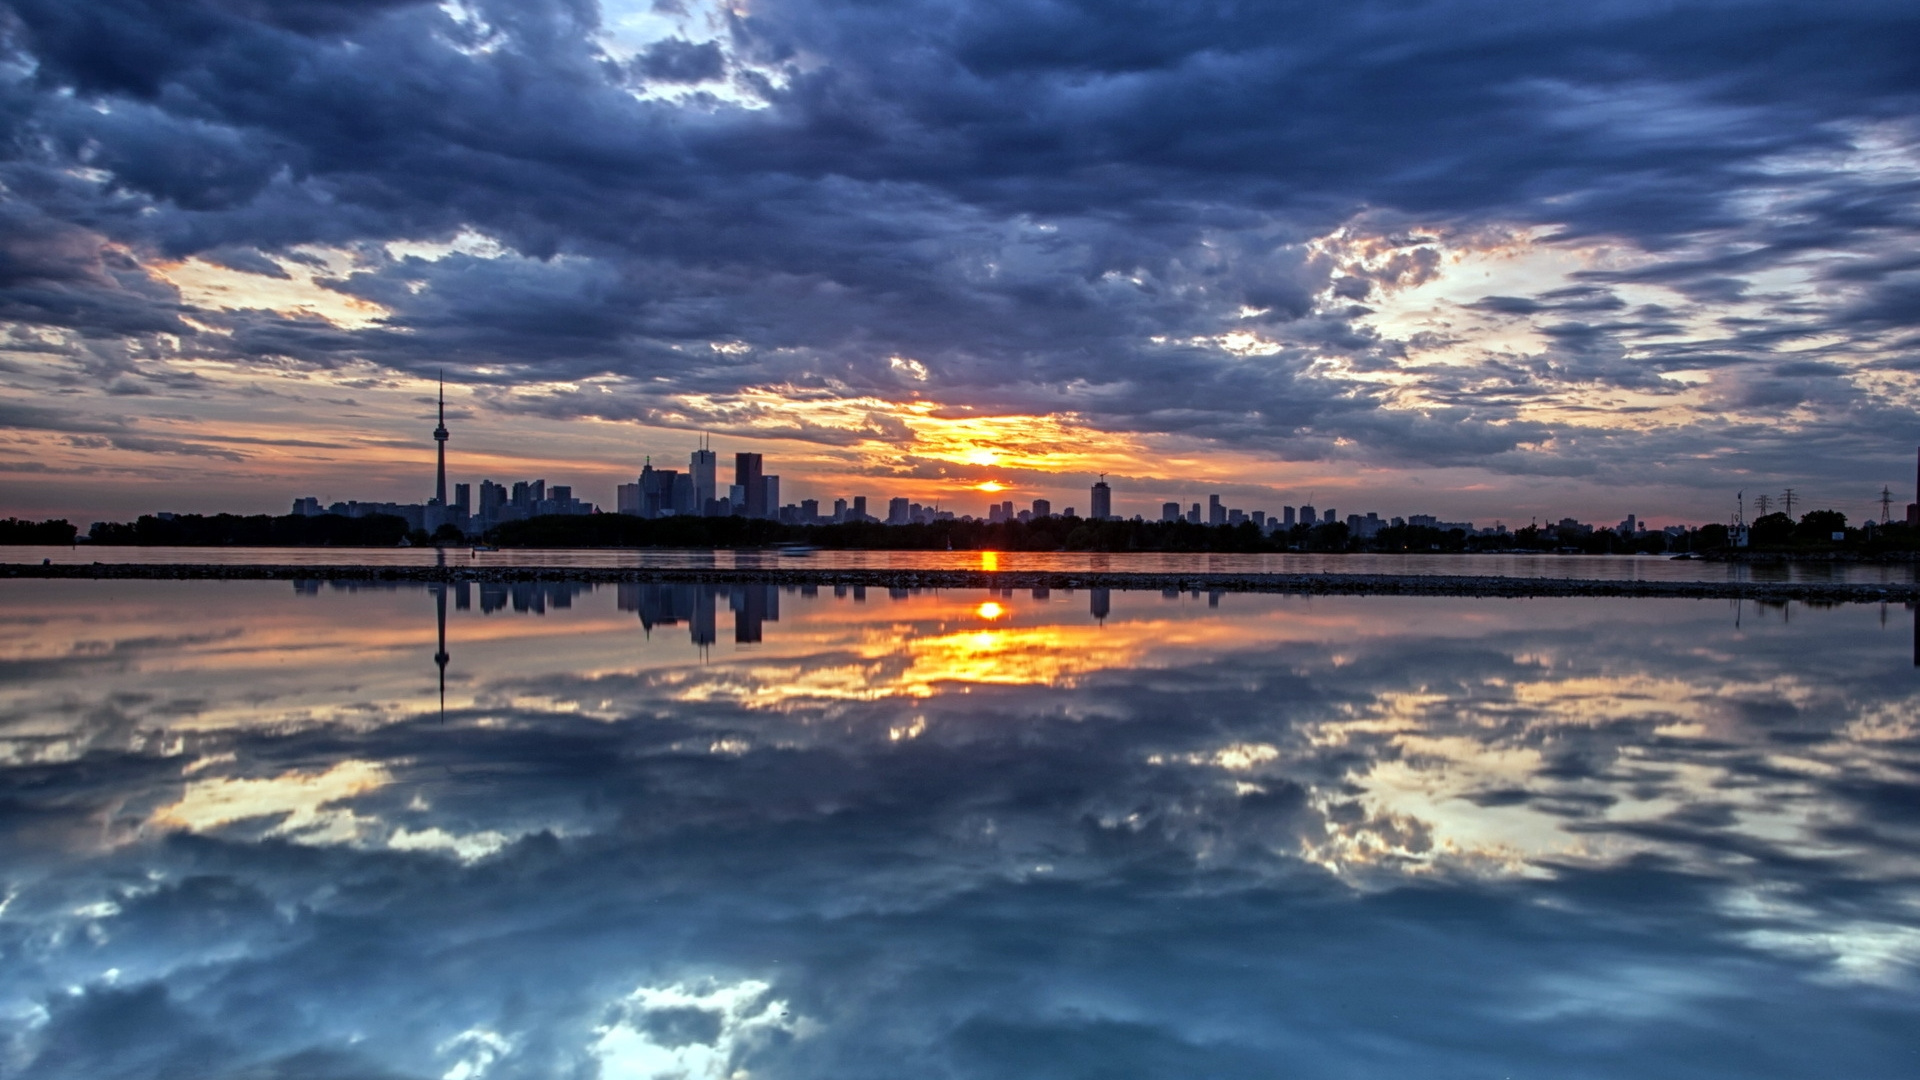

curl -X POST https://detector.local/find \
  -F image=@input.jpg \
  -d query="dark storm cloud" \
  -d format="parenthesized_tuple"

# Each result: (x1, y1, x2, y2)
(1, 0, 1919, 476)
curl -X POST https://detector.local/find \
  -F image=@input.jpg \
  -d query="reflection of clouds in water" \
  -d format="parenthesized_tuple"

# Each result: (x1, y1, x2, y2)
(592, 980, 799, 1080)
(0, 583, 1917, 1075)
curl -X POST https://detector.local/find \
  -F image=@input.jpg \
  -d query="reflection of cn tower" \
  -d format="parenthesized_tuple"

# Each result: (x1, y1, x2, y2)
(432, 581, 450, 720)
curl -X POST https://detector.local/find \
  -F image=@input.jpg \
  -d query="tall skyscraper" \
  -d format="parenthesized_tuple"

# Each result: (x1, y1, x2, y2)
(888, 497, 910, 525)
(736, 452, 765, 518)
(1162, 502, 1180, 522)
(691, 440, 717, 515)
(431, 374, 449, 507)
(1208, 494, 1224, 526)
(1299, 504, 1315, 525)
(1091, 477, 1112, 521)
(853, 495, 868, 522)
(1032, 499, 1051, 518)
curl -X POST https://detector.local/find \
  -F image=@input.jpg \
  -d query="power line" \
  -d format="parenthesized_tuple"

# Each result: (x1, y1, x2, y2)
(1782, 488, 1796, 518)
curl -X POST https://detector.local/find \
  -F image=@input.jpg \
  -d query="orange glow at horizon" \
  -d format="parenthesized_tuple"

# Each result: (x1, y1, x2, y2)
(975, 481, 1006, 492)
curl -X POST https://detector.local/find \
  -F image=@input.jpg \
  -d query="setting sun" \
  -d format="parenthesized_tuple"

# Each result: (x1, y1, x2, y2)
(975, 481, 1006, 492)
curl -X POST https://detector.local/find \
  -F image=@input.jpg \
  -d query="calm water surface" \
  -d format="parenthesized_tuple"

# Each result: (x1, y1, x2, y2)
(10, 543, 1920, 583)
(2, 581, 1917, 1078)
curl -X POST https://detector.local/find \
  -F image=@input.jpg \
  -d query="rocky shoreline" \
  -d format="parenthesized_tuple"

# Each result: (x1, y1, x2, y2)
(6, 562, 1915, 603)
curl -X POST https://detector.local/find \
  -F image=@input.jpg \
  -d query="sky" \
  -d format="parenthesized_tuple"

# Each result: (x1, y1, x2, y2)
(3, 0, 1920, 526)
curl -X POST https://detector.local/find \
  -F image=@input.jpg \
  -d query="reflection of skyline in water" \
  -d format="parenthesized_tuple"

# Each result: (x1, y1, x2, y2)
(2, 581, 1917, 1078)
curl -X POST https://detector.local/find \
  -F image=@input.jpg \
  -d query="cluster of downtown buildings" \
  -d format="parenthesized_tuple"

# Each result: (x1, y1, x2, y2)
(285, 394, 1681, 540)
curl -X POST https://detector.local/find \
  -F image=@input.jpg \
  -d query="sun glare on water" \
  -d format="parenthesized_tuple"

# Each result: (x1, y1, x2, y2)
(976, 601, 1005, 620)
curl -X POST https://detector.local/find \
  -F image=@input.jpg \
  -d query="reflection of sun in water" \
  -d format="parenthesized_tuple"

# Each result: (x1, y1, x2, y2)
(979, 551, 999, 572)
(976, 601, 1005, 620)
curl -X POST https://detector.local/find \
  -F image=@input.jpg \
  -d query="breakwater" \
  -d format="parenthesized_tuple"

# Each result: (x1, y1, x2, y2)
(7, 562, 1915, 603)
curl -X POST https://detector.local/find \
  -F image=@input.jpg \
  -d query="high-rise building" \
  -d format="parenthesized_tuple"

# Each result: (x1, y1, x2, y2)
(292, 497, 321, 516)
(1091, 478, 1112, 521)
(735, 452, 765, 518)
(1162, 502, 1180, 522)
(833, 497, 848, 522)
(1323, 508, 1336, 524)
(431, 374, 449, 508)
(1208, 494, 1225, 526)
(691, 443, 717, 515)
(763, 476, 779, 518)
(453, 483, 470, 521)
(1299, 504, 1315, 525)
(1187, 503, 1201, 524)
(1033, 499, 1051, 518)
(480, 480, 507, 520)
(800, 498, 819, 523)
(1283, 507, 1296, 526)
(852, 496, 868, 522)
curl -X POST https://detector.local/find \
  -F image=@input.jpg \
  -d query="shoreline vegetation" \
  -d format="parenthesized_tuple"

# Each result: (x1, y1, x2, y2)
(4, 561, 1915, 603)
(7, 508, 1920, 559)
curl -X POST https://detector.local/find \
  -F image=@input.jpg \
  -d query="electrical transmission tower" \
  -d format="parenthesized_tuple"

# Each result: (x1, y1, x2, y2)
(1882, 486, 1895, 525)
(1754, 494, 1771, 516)
(1782, 488, 1796, 518)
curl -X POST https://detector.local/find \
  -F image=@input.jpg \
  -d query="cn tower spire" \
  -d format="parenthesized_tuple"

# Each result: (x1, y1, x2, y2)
(432, 370, 449, 507)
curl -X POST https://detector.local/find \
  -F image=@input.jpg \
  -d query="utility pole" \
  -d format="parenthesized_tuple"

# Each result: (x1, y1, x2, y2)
(1782, 488, 1796, 518)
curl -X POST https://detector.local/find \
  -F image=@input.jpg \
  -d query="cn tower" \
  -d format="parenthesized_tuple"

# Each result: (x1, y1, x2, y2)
(432, 371, 449, 507)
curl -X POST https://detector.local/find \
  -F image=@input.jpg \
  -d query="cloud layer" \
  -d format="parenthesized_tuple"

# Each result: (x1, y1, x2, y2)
(3, 0, 1920, 518)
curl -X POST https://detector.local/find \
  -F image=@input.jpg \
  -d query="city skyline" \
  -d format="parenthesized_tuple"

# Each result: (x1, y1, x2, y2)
(5, 3, 1920, 530)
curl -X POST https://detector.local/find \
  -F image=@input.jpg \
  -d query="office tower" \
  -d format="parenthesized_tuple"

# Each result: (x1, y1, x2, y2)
(1162, 502, 1181, 522)
(763, 476, 779, 518)
(479, 480, 507, 520)
(735, 452, 765, 518)
(1001, 500, 1014, 522)
(889, 497, 910, 525)
(617, 482, 641, 516)
(1208, 494, 1225, 526)
(1033, 499, 1051, 518)
(453, 483, 470, 522)
(1017, 510, 1032, 524)
(1323, 508, 1336, 524)
(670, 472, 695, 515)
(1283, 506, 1295, 526)
(1229, 509, 1244, 525)
(833, 497, 848, 522)
(1299, 504, 1315, 524)
(1188, 503, 1201, 524)
(851, 495, 868, 522)
(1251, 511, 1264, 528)
(801, 498, 819, 523)
(691, 442, 717, 515)
(1091, 478, 1112, 521)
(431, 374, 449, 507)
(988, 502, 1005, 523)
(292, 497, 320, 516)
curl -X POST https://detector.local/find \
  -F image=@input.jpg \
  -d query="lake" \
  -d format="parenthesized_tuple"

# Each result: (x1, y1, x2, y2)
(2, 580, 1916, 1078)
(10, 544, 1920, 584)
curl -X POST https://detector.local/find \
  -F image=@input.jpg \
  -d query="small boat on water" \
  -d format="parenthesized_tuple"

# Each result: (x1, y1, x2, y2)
(775, 543, 819, 556)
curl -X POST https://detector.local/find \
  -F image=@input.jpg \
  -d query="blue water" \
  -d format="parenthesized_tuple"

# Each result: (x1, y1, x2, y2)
(1, 580, 1915, 1078)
